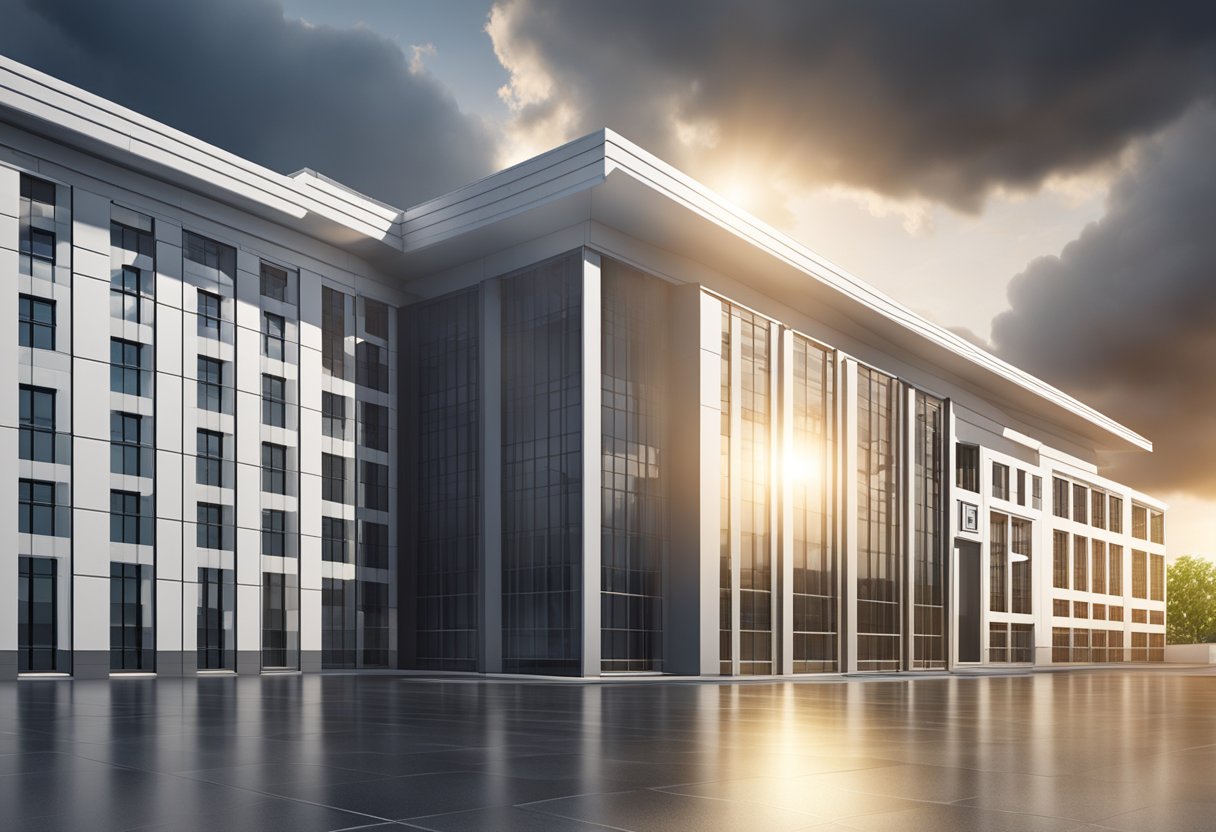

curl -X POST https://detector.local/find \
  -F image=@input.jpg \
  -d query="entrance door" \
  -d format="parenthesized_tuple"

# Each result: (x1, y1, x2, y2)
(956, 540, 982, 663)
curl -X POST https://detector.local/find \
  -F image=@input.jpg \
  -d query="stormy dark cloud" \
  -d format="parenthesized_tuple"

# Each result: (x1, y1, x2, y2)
(489, 0, 1216, 211)
(991, 105, 1216, 497)
(0, 0, 496, 207)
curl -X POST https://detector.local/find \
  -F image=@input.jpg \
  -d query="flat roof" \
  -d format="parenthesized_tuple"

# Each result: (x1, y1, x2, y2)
(0, 55, 1150, 453)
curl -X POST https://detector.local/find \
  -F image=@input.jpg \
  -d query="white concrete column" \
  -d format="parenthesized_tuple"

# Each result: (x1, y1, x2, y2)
(580, 250, 602, 677)
(778, 327, 794, 675)
(479, 278, 503, 673)
(841, 357, 858, 674)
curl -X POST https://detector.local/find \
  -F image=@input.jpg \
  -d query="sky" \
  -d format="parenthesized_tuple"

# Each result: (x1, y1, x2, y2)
(0, 0, 1212, 559)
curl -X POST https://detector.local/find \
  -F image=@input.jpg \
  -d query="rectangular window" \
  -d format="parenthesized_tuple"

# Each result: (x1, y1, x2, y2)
(1011, 517, 1032, 614)
(322, 577, 355, 669)
(1132, 550, 1148, 599)
(360, 521, 389, 568)
(1052, 477, 1069, 519)
(110, 562, 153, 671)
(322, 392, 346, 439)
(24, 228, 55, 265)
(992, 463, 1009, 501)
(1150, 511, 1164, 545)
(197, 289, 222, 338)
(197, 356, 224, 412)
(359, 460, 389, 511)
(184, 232, 236, 279)
(1131, 504, 1147, 539)
(364, 297, 389, 339)
(111, 412, 144, 476)
(110, 490, 146, 544)
(1091, 490, 1106, 530)
(19, 479, 57, 536)
(262, 572, 297, 669)
(263, 312, 285, 361)
(322, 517, 347, 563)
(110, 338, 146, 395)
(197, 502, 225, 550)
(356, 341, 389, 391)
(1109, 605, 1123, 622)
(262, 374, 286, 427)
(111, 265, 144, 324)
(359, 402, 389, 451)
(1074, 601, 1088, 619)
(321, 453, 346, 503)
(1072, 484, 1088, 525)
(261, 443, 287, 494)
(1091, 539, 1107, 595)
(990, 512, 1008, 613)
(1053, 598, 1070, 617)
(1131, 608, 1148, 624)
(1052, 627, 1070, 663)
(1073, 536, 1088, 592)
(956, 443, 979, 492)
(197, 567, 233, 670)
(196, 429, 224, 487)
(1150, 609, 1164, 626)
(111, 217, 155, 257)
(1109, 495, 1124, 533)
(1016, 469, 1026, 507)
(18, 556, 58, 673)
(1031, 476, 1042, 510)
(1109, 545, 1123, 596)
(261, 509, 287, 557)
(1150, 554, 1165, 601)
(19, 175, 56, 279)
(1093, 603, 1106, 620)
(322, 286, 346, 377)
(1052, 530, 1069, 589)
(18, 294, 56, 350)
(19, 385, 56, 463)
(260, 261, 289, 301)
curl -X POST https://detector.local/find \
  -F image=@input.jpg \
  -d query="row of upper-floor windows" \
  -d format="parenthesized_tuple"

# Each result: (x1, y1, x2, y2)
(1051, 475, 1162, 543)
(1050, 530, 1164, 600)
(956, 444, 1042, 509)
(16, 475, 388, 564)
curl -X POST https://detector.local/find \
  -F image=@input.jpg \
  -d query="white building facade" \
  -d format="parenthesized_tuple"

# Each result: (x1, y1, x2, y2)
(0, 58, 1165, 680)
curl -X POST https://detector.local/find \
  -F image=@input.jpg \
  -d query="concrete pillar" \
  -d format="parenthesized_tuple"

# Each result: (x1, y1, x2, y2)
(579, 250, 602, 677)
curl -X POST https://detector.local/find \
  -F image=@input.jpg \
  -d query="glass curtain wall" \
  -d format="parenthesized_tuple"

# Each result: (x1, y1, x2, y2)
(412, 288, 481, 670)
(501, 254, 583, 675)
(197, 567, 235, 670)
(735, 307, 773, 675)
(912, 393, 945, 669)
(790, 335, 836, 672)
(856, 366, 901, 671)
(600, 262, 668, 672)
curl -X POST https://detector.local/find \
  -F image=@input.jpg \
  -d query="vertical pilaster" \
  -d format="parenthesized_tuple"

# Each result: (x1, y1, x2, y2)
(728, 312, 742, 675)
(479, 279, 502, 673)
(579, 250, 602, 677)
(841, 358, 858, 674)
(903, 385, 917, 670)
(778, 327, 794, 675)
(0, 166, 19, 678)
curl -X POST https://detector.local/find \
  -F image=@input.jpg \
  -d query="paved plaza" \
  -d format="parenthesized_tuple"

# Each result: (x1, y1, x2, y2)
(1, 668, 1214, 831)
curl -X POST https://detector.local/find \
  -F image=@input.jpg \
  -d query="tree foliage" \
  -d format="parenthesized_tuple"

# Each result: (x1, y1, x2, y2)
(1166, 556, 1216, 644)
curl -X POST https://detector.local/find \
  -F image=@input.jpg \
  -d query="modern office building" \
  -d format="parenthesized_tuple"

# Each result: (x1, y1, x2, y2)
(0, 57, 1166, 680)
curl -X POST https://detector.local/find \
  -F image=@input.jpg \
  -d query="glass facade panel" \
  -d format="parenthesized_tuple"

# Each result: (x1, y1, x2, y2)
(18, 556, 59, 673)
(856, 366, 900, 672)
(197, 567, 234, 670)
(500, 254, 582, 676)
(262, 572, 299, 669)
(735, 307, 772, 675)
(990, 513, 1008, 613)
(1011, 518, 1032, 615)
(322, 287, 346, 378)
(110, 562, 154, 671)
(410, 288, 480, 671)
(910, 393, 944, 668)
(322, 577, 356, 669)
(600, 262, 668, 672)
(792, 336, 837, 672)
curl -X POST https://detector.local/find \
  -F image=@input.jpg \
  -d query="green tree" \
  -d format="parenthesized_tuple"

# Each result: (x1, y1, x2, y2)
(1167, 556, 1216, 644)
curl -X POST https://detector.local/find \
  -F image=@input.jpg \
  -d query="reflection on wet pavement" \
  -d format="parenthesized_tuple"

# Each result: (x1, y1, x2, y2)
(1, 667, 1214, 831)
